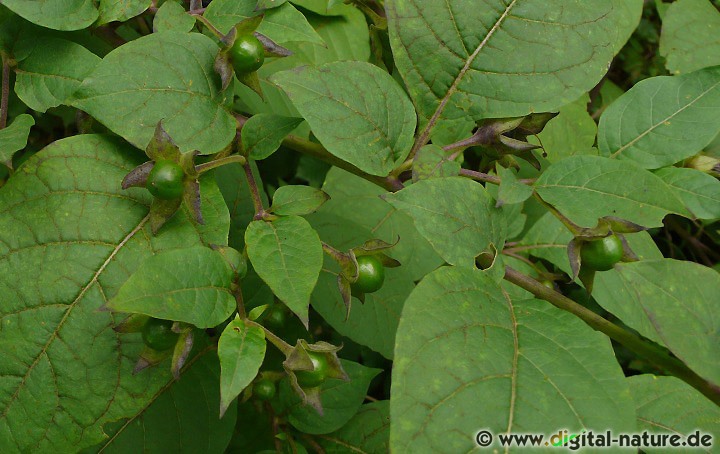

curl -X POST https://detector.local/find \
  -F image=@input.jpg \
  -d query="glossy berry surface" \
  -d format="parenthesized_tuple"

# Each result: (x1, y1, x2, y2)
(350, 255, 385, 295)
(142, 318, 179, 351)
(295, 351, 330, 388)
(254, 378, 276, 401)
(146, 160, 184, 200)
(580, 234, 624, 271)
(230, 33, 265, 73)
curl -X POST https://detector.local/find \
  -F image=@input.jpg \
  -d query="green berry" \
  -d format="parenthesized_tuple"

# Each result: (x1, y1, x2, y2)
(351, 255, 385, 295)
(142, 318, 179, 351)
(254, 378, 276, 401)
(230, 33, 264, 74)
(295, 351, 330, 388)
(581, 234, 624, 271)
(146, 160, 184, 200)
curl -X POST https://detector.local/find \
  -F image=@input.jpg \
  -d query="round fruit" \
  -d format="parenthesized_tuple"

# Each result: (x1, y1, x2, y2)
(254, 378, 276, 401)
(540, 280, 555, 290)
(230, 33, 264, 74)
(142, 318, 179, 351)
(295, 351, 330, 388)
(580, 234, 624, 271)
(146, 160, 184, 200)
(350, 255, 385, 294)
(263, 307, 287, 330)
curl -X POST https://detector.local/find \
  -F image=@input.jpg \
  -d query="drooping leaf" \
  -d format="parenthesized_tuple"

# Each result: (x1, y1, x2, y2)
(272, 61, 416, 176)
(391, 266, 635, 452)
(270, 185, 329, 216)
(383, 177, 506, 267)
(245, 215, 323, 326)
(597, 67, 720, 169)
(628, 375, 720, 452)
(205, 0, 324, 45)
(0, 114, 34, 166)
(0, 134, 230, 452)
(13, 36, 101, 113)
(108, 247, 237, 328)
(97, 353, 237, 453)
(659, 0, 720, 74)
(316, 401, 390, 453)
(72, 31, 236, 154)
(655, 167, 720, 220)
(386, 0, 641, 135)
(593, 260, 720, 386)
(1, 0, 98, 30)
(534, 155, 690, 228)
(278, 360, 381, 434)
(241, 113, 303, 160)
(218, 318, 266, 417)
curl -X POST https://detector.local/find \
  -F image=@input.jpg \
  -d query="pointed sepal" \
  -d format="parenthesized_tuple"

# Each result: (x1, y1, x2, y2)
(121, 161, 154, 189)
(149, 196, 183, 234)
(146, 121, 182, 162)
(171, 329, 194, 379)
(113, 313, 150, 333)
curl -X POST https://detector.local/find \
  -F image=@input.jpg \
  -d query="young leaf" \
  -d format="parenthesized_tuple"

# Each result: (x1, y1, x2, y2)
(598, 67, 720, 169)
(383, 177, 506, 267)
(245, 215, 323, 327)
(659, 0, 720, 74)
(218, 318, 266, 417)
(386, 0, 641, 126)
(272, 61, 417, 177)
(534, 155, 690, 228)
(0, 135, 231, 452)
(495, 166, 533, 206)
(412, 144, 460, 181)
(71, 31, 236, 154)
(279, 360, 381, 434)
(0, 114, 34, 167)
(270, 185, 329, 215)
(241, 113, 303, 160)
(108, 247, 237, 328)
(593, 260, 720, 387)
(391, 266, 635, 452)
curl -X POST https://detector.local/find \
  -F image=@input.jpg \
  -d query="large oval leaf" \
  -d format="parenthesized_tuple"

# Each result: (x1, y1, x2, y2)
(0, 134, 230, 452)
(71, 31, 236, 154)
(2, 0, 98, 31)
(598, 67, 720, 169)
(387, 0, 641, 147)
(391, 266, 635, 452)
(272, 61, 417, 176)
(593, 260, 720, 387)
(534, 155, 690, 228)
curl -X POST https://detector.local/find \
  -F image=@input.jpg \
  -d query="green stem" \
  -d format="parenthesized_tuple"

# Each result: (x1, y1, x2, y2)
(195, 154, 247, 174)
(532, 192, 582, 235)
(246, 319, 293, 356)
(503, 265, 720, 406)
(1, 55, 10, 130)
(242, 160, 267, 220)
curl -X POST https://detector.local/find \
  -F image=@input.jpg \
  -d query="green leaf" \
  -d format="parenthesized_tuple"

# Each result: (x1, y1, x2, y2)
(71, 31, 236, 154)
(215, 162, 268, 250)
(496, 166, 533, 205)
(98, 0, 151, 25)
(257, 0, 288, 9)
(412, 144, 460, 181)
(270, 185, 329, 215)
(534, 156, 689, 228)
(629, 375, 720, 452)
(1, 0, 98, 31)
(242, 114, 303, 160)
(279, 360, 381, 434)
(316, 401, 390, 453)
(14, 36, 101, 113)
(597, 67, 720, 169)
(205, 1, 324, 45)
(272, 61, 417, 176)
(391, 266, 635, 452)
(218, 318, 266, 417)
(655, 167, 720, 220)
(153, 0, 197, 33)
(0, 134, 230, 452)
(289, 0, 345, 16)
(97, 353, 237, 453)
(245, 216, 323, 326)
(383, 177, 506, 267)
(108, 247, 237, 328)
(0, 114, 34, 166)
(386, 0, 641, 127)
(593, 260, 720, 386)
(528, 94, 598, 163)
(307, 169, 441, 358)
(659, 0, 720, 74)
